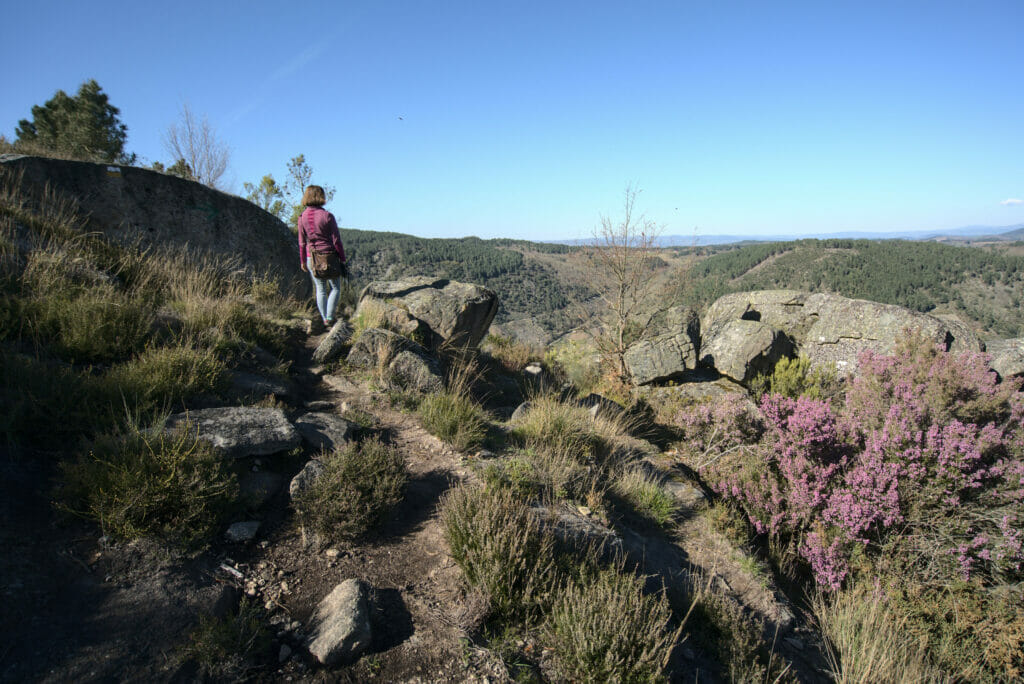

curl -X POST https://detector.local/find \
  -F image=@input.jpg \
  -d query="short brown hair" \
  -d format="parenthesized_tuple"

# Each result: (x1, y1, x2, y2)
(301, 185, 326, 207)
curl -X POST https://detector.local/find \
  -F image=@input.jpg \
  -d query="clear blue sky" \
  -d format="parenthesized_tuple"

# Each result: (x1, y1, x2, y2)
(2, 0, 1022, 241)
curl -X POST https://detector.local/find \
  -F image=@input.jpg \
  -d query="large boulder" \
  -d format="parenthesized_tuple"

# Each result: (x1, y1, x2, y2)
(346, 328, 445, 393)
(0, 155, 304, 297)
(294, 413, 355, 453)
(624, 334, 698, 385)
(358, 277, 498, 350)
(985, 338, 1024, 381)
(307, 579, 373, 666)
(701, 291, 813, 344)
(700, 290, 982, 377)
(164, 407, 300, 459)
(699, 319, 794, 385)
(800, 294, 980, 376)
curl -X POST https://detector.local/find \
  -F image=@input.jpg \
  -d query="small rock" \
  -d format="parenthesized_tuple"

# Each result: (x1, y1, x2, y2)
(226, 521, 261, 543)
(325, 548, 340, 558)
(279, 644, 292, 663)
(289, 459, 326, 500)
(307, 579, 373, 666)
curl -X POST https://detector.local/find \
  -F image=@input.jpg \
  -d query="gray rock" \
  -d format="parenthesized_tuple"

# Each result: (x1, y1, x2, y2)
(0, 155, 305, 297)
(637, 376, 752, 407)
(164, 407, 301, 458)
(359, 277, 498, 350)
(510, 401, 534, 423)
(239, 470, 284, 509)
(346, 328, 417, 369)
(388, 349, 445, 393)
(307, 579, 373, 666)
(700, 319, 795, 385)
(228, 371, 292, 400)
(290, 459, 326, 500)
(701, 290, 813, 345)
(624, 333, 698, 385)
(312, 320, 354, 364)
(577, 393, 624, 420)
(226, 521, 261, 543)
(801, 293, 980, 376)
(986, 338, 1024, 381)
(294, 413, 355, 453)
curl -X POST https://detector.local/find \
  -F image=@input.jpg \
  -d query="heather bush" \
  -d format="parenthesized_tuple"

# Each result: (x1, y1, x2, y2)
(671, 393, 763, 469)
(697, 334, 1024, 678)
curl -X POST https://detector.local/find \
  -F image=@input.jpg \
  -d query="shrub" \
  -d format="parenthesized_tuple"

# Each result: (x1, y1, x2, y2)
(483, 333, 542, 373)
(57, 425, 238, 548)
(186, 598, 271, 678)
(749, 355, 841, 401)
(511, 394, 622, 465)
(671, 393, 763, 469)
(612, 469, 678, 526)
(441, 484, 557, 622)
(483, 447, 596, 503)
(546, 567, 681, 683)
(104, 344, 226, 414)
(544, 339, 601, 394)
(813, 587, 944, 684)
(418, 391, 488, 451)
(293, 438, 406, 542)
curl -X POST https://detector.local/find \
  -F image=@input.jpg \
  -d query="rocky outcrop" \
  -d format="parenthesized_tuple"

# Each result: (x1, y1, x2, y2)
(346, 328, 445, 393)
(0, 154, 304, 297)
(700, 290, 981, 377)
(164, 407, 300, 458)
(700, 319, 794, 385)
(985, 338, 1024, 381)
(294, 413, 355, 453)
(307, 579, 373, 666)
(358, 277, 498, 350)
(625, 306, 700, 385)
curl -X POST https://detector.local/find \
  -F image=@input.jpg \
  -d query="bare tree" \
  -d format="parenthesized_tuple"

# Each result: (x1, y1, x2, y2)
(590, 185, 664, 383)
(163, 104, 230, 189)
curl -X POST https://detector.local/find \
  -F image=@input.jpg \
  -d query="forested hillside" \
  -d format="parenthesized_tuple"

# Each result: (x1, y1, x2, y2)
(338, 229, 592, 334)
(682, 239, 1024, 337)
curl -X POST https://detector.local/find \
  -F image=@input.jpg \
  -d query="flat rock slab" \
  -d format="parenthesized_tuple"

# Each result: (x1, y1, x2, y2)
(294, 413, 355, 453)
(226, 521, 261, 543)
(307, 579, 373, 666)
(165, 407, 300, 459)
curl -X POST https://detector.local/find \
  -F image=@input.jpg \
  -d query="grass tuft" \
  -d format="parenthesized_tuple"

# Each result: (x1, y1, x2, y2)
(612, 469, 678, 526)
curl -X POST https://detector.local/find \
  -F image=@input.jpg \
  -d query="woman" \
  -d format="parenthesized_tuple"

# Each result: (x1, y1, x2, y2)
(297, 185, 347, 328)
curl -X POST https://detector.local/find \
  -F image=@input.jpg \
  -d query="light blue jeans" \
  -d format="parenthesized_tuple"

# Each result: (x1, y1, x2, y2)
(307, 256, 342, 323)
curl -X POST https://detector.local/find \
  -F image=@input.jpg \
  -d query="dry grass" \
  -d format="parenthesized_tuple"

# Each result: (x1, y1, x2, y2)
(612, 468, 678, 526)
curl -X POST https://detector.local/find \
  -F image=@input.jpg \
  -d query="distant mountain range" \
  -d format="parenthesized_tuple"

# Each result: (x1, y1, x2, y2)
(550, 223, 1024, 247)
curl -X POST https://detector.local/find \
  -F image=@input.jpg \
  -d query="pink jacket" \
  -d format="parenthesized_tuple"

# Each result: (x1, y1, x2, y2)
(297, 206, 346, 263)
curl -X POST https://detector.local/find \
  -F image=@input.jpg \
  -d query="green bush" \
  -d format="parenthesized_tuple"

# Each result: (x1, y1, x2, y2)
(546, 567, 681, 683)
(484, 447, 594, 503)
(57, 425, 238, 548)
(441, 484, 557, 622)
(748, 355, 840, 400)
(104, 344, 226, 414)
(293, 438, 407, 542)
(186, 598, 271, 678)
(418, 391, 488, 451)
(483, 333, 542, 372)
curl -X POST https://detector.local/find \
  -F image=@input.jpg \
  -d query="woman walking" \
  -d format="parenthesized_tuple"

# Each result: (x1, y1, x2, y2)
(297, 185, 347, 329)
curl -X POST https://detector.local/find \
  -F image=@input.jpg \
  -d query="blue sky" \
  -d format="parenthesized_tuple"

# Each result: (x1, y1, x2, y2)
(2, 0, 1022, 241)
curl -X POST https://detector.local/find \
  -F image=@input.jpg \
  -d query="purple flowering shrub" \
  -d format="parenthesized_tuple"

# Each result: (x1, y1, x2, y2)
(672, 392, 763, 469)
(693, 334, 1023, 591)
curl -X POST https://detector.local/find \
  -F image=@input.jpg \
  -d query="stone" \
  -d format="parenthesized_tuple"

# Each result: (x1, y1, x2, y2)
(700, 319, 795, 385)
(228, 371, 292, 400)
(387, 349, 445, 393)
(226, 521, 261, 543)
(279, 644, 293, 663)
(358, 277, 498, 350)
(576, 393, 624, 420)
(701, 290, 813, 344)
(307, 579, 373, 666)
(624, 333, 698, 385)
(294, 413, 355, 453)
(164, 407, 301, 459)
(800, 293, 980, 376)
(985, 338, 1024, 381)
(346, 328, 417, 369)
(509, 401, 534, 423)
(289, 459, 326, 500)
(239, 470, 284, 509)
(312, 320, 354, 364)
(0, 155, 305, 297)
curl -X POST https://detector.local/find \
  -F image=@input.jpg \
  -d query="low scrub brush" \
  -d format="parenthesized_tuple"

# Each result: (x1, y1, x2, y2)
(418, 391, 488, 451)
(612, 469, 678, 527)
(293, 438, 407, 542)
